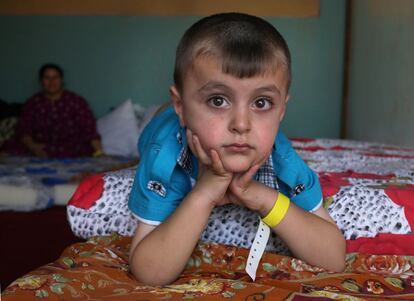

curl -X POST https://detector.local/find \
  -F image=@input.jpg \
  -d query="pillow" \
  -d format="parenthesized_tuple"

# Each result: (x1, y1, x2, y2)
(67, 169, 138, 238)
(68, 137, 414, 255)
(138, 105, 161, 130)
(66, 168, 290, 254)
(136, 105, 161, 156)
(67, 165, 414, 255)
(97, 100, 140, 157)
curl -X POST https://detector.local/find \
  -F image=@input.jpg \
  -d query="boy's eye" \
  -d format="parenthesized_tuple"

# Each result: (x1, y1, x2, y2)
(253, 98, 272, 110)
(207, 96, 230, 108)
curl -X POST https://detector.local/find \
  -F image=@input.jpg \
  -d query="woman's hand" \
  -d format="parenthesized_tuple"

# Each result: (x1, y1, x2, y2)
(31, 143, 47, 158)
(91, 139, 104, 157)
(21, 135, 47, 158)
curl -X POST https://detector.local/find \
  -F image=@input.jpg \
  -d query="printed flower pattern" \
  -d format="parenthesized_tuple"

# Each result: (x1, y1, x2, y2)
(359, 255, 412, 275)
(4, 236, 414, 300)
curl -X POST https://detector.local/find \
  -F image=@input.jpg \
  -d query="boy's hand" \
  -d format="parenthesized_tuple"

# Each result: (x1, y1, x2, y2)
(186, 129, 274, 213)
(186, 129, 232, 207)
(227, 155, 276, 215)
(227, 164, 266, 211)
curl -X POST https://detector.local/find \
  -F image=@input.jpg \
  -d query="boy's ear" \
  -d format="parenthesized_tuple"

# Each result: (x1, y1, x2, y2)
(170, 85, 185, 127)
(285, 94, 290, 104)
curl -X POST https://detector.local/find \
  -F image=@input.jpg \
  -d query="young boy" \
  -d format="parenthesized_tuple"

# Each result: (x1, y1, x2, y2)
(128, 12, 345, 285)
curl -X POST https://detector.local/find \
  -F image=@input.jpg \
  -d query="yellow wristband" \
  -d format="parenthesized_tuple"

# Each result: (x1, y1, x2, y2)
(261, 193, 290, 228)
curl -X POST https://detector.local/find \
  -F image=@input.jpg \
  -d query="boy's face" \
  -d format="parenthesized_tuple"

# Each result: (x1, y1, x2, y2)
(171, 57, 290, 173)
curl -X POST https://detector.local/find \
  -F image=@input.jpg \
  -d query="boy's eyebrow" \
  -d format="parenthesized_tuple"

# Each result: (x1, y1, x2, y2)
(255, 85, 281, 96)
(198, 81, 281, 96)
(198, 81, 230, 93)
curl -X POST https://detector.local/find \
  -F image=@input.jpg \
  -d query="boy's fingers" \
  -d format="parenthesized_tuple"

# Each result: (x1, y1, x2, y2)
(226, 191, 242, 206)
(237, 163, 261, 187)
(186, 129, 229, 177)
(193, 134, 211, 165)
(186, 129, 208, 163)
(217, 193, 231, 206)
(210, 149, 226, 173)
(186, 129, 196, 155)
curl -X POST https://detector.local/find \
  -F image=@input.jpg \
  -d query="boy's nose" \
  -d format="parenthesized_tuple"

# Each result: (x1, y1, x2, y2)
(229, 108, 251, 134)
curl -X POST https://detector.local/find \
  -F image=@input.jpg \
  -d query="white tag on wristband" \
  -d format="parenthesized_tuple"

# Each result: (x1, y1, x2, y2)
(245, 218, 270, 281)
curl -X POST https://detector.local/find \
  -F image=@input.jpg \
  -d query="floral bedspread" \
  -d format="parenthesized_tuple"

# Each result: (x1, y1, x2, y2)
(3, 233, 414, 300)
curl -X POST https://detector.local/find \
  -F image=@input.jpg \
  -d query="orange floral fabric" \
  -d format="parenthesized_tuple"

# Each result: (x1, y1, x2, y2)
(3, 233, 414, 300)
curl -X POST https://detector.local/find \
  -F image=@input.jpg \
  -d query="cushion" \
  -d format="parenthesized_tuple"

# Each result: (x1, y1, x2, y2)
(67, 164, 414, 255)
(134, 104, 161, 156)
(67, 169, 138, 238)
(137, 105, 161, 132)
(67, 168, 290, 253)
(67, 138, 414, 255)
(97, 100, 140, 157)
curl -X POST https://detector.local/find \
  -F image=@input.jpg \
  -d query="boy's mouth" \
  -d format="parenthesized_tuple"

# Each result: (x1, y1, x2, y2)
(223, 143, 253, 153)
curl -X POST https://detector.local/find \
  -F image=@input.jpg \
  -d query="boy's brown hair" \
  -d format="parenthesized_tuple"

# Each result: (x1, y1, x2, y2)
(173, 12, 292, 92)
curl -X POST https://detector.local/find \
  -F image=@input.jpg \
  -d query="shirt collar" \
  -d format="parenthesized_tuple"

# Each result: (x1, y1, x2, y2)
(176, 127, 194, 176)
(254, 154, 278, 190)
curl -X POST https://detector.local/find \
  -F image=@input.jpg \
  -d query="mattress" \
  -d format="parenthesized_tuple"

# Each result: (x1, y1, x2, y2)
(0, 156, 136, 211)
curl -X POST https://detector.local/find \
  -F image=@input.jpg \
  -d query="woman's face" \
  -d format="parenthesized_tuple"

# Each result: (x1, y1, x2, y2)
(41, 68, 63, 96)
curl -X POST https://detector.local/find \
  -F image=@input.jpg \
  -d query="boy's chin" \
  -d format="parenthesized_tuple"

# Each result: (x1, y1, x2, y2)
(222, 159, 254, 174)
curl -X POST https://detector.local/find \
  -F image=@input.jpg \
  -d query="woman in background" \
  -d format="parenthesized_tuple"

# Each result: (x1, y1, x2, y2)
(16, 63, 103, 158)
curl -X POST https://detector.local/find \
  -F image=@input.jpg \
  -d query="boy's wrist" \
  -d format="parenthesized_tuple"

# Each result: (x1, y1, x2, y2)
(235, 181, 277, 214)
(258, 198, 276, 217)
(257, 189, 279, 217)
(187, 188, 217, 211)
(261, 192, 290, 228)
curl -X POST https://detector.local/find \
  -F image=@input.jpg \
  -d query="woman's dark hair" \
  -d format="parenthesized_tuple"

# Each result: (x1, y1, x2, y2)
(174, 12, 291, 92)
(39, 63, 64, 80)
